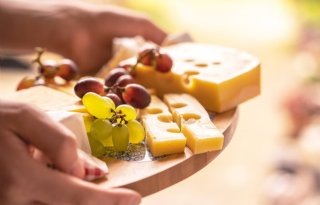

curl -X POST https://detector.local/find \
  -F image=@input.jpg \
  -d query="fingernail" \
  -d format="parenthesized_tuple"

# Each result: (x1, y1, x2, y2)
(128, 195, 141, 205)
(70, 159, 85, 179)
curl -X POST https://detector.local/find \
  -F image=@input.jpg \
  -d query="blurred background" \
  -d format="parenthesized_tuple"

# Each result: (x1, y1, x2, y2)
(2, 0, 320, 204)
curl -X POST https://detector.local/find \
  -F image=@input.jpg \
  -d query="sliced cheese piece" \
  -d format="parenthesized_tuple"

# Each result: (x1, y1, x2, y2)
(121, 43, 260, 113)
(141, 95, 186, 157)
(47, 111, 91, 154)
(164, 94, 224, 154)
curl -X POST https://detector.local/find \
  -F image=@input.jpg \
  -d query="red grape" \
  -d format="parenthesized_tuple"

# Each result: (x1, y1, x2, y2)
(57, 59, 78, 81)
(104, 68, 128, 87)
(119, 64, 136, 77)
(115, 74, 135, 87)
(16, 76, 37, 91)
(138, 48, 155, 66)
(106, 93, 123, 106)
(122, 84, 151, 109)
(39, 60, 57, 79)
(155, 53, 173, 73)
(74, 78, 104, 98)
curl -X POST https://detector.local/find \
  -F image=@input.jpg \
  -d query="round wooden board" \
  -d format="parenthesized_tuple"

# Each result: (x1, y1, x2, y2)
(96, 108, 238, 196)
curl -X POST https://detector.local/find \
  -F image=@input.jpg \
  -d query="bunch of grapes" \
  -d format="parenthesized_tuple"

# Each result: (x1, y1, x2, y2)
(16, 48, 78, 90)
(74, 76, 151, 109)
(82, 92, 145, 156)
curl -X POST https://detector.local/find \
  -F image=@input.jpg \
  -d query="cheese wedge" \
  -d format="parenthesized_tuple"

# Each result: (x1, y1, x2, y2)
(164, 94, 224, 154)
(141, 95, 186, 157)
(47, 111, 91, 153)
(122, 43, 260, 113)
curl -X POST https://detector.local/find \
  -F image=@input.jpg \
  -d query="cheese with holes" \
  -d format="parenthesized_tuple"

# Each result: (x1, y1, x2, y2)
(123, 43, 260, 113)
(141, 96, 186, 157)
(164, 94, 224, 154)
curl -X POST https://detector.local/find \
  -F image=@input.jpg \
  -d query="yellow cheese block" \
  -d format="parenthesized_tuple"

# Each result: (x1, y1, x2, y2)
(164, 94, 224, 154)
(123, 43, 260, 113)
(141, 96, 186, 157)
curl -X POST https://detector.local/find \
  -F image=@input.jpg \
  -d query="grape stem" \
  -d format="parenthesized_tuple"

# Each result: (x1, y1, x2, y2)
(32, 47, 46, 67)
(129, 46, 160, 74)
(104, 85, 125, 94)
(109, 109, 128, 124)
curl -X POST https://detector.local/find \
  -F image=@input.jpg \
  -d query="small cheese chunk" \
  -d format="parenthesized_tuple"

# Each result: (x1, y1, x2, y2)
(47, 111, 91, 154)
(141, 96, 186, 157)
(122, 43, 260, 113)
(164, 94, 224, 154)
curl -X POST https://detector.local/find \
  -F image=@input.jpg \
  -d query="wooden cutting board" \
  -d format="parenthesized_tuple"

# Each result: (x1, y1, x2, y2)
(8, 85, 238, 196)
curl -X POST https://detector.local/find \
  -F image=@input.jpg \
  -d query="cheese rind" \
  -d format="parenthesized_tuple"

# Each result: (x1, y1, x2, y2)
(141, 96, 186, 157)
(123, 43, 260, 112)
(164, 94, 224, 154)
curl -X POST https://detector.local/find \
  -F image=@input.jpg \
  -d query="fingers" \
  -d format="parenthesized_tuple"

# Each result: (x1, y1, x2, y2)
(31, 159, 141, 205)
(3, 101, 84, 178)
(98, 6, 167, 45)
(0, 129, 140, 205)
(141, 20, 167, 45)
(120, 16, 167, 45)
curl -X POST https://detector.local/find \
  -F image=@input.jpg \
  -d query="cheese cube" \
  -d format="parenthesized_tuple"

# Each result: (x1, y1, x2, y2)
(123, 43, 260, 113)
(164, 94, 224, 154)
(141, 96, 186, 157)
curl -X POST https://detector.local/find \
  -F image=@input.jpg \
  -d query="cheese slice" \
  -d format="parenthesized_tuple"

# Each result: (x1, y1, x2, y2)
(164, 94, 224, 154)
(122, 43, 260, 113)
(141, 95, 186, 157)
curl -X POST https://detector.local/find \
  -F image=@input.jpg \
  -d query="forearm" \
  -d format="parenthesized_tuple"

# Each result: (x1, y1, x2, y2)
(0, 1, 73, 53)
(0, 0, 166, 73)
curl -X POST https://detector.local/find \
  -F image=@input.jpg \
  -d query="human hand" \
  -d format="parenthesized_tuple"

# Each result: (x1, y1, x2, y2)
(0, 1, 167, 74)
(0, 99, 141, 205)
(52, 3, 167, 74)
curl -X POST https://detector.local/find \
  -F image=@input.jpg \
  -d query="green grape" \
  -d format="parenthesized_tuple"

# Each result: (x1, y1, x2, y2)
(127, 120, 145, 144)
(112, 123, 129, 151)
(115, 104, 137, 121)
(82, 114, 94, 133)
(88, 133, 105, 157)
(90, 119, 113, 147)
(102, 96, 116, 119)
(82, 92, 113, 119)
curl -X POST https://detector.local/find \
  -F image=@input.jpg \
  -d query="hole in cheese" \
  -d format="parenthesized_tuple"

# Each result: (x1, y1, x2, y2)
(182, 113, 201, 121)
(184, 59, 194, 62)
(212, 61, 221, 65)
(171, 102, 187, 108)
(182, 71, 199, 86)
(166, 128, 180, 133)
(146, 108, 163, 114)
(195, 63, 208, 67)
(157, 114, 173, 123)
